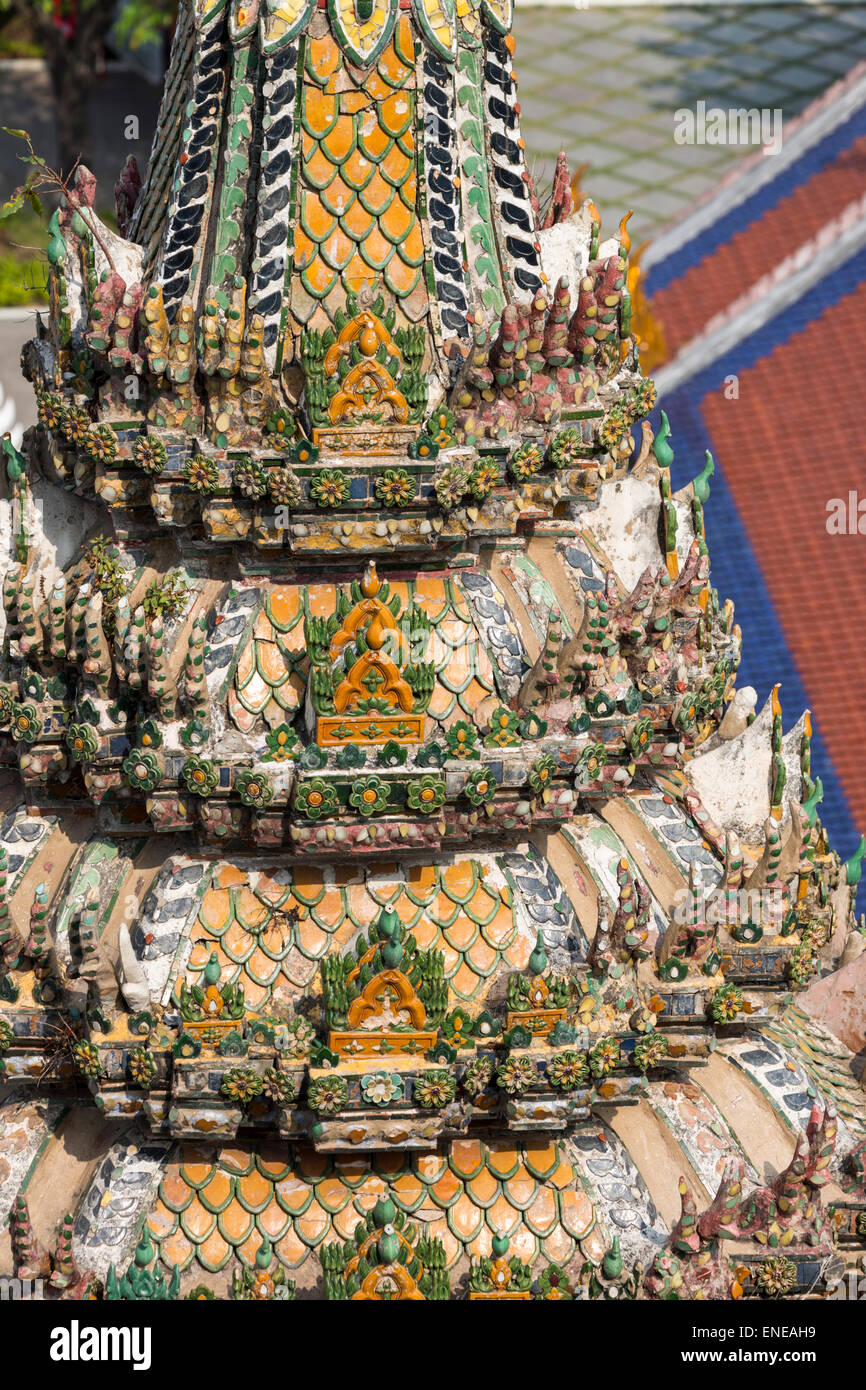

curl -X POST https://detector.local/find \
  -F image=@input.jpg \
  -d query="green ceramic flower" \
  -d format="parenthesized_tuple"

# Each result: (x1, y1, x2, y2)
(66, 723, 99, 763)
(184, 453, 220, 495)
(755, 1255, 796, 1299)
(434, 464, 469, 510)
(676, 696, 700, 734)
(409, 433, 438, 461)
(267, 466, 301, 507)
(74, 1040, 105, 1080)
(428, 407, 457, 446)
(413, 1070, 455, 1109)
(509, 441, 544, 481)
(179, 719, 210, 751)
(444, 720, 479, 760)
(83, 423, 118, 464)
(291, 437, 318, 466)
(442, 1007, 473, 1044)
(589, 1036, 621, 1078)
(495, 1055, 536, 1095)
(576, 741, 607, 782)
(484, 706, 521, 748)
(349, 775, 390, 817)
(233, 456, 268, 500)
(788, 942, 816, 987)
(181, 755, 219, 798)
(137, 719, 163, 750)
(537, 1264, 573, 1299)
(631, 377, 657, 419)
(710, 983, 743, 1023)
(123, 749, 163, 792)
(235, 768, 274, 809)
(461, 1055, 494, 1097)
(295, 777, 339, 820)
(37, 392, 66, 432)
(627, 717, 654, 758)
(310, 469, 349, 508)
(63, 404, 92, 446)
(375, 468, 414, 508)
(263, 723, 298, 762)
(10, 702, 40, 743)
(377, 739, 407, 768)
(221, 1067, 264, 1103)
(599, 402, 629, 450)
(308, 1074, 348, 1115)
(407, 775, 445, 815)
(265, 407, 296, 444)
(128, 1046, 156, 1089)
(549, 426, 583, 469)
(528, 753, 556, 795)
(0, 1019, 13, 1053)
(468, 457, 500, 500)
(632, 1033, 669, 1072)
(546, 1050, 589, 1092)
(336, 743, 365, 770)
(133, 435, 167, 475)
(360, 1071, 403, 1106)
(262, 1067, 295, 1104)
(464, 766, 496, 806)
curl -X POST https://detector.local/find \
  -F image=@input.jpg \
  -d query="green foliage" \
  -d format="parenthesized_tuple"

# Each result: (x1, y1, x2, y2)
(143, 571, 189, 625)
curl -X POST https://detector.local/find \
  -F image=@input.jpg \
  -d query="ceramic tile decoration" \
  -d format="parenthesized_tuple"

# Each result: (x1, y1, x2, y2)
(0, 0, 864, 1301)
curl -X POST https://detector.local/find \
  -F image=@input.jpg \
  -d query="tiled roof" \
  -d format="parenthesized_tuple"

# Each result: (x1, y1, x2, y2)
(642, 65, 866, 886)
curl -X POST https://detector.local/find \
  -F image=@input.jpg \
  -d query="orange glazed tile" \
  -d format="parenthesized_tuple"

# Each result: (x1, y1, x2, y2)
(376, 29, 413, 86)
(468, 1227, 493, 1258)
(462, 676, 495, 711)
(275, 1174, 315, 1214)
(220, 1200, 254, 1244)
(276, 1226, 309, 1268)
(359, 224, 392, 269)
(442, 914, 478, 952)
(160, 1172, 193, 1212)
(321, 175, 355, 219)
(238, 1168, 273, 1211)
(147, 1200, 177, 1240)
(409, 916, 439, 950)
(296, 1198, 331, 1247)
(548, 1159, 576, 1190)
(352, 1176, 387, 1212)
(524, 1187, 558, 1237)
(510, 1224, 537, 1264)
(413, 1152, 447, 1184)
(268, 588, 300, 627)
(522, 1140, 559, 1180)
(438, 942, 460, 976)
(425, 685, 452, 719)
(160, 1229, 194, 1270)
(180, 1147, 215, 1181)
(259, 1197, 292, 1239)
(429, 1167, 462, 1208)
(385, 253, 420, 297)
(197, 1228, 232, 1270)
(400, 221, 425, 264)
(215, 1145, 253, 1175)
(215, 864, 246, 889)
(541, 1227, 575, 1266)
(321, 226, 355, 272)
(381, 138, 412, 183)
(448, 1191, 484, 1241)
(466, 883, 499, 925)
(433, 889, 461, 924)
(200, 888, 232, 931)
(559, 1187, 594, 1239)
(442, 860, 476, 900)
(451, 960, 482, 999)
(235, 640, 255, 685)
(438, 1225, 461, 1269)
(334, 1155, 370, 1187)
(581, 1225, 609, 1264)
(293, 226, 317, 271)
(448, 1138, 485, 1179)
(296, 920, 331, 959)
(256, 1146, 289, 1178)
(183, 1196, 216, 1240)
(466, 937, 498, 976)
(332, 1203, 365, 1241)
(466, 1168, 500, 1209)
(321, 114, 356, 163)
(238, 1230, 267, 1267)
(342, 200, 375, 240)
(308, 31, 341, 76)
(290, 867, 326, 902)
(380, 196, 415, 244)
(480, 906, 514, 950)
(406, 862, 438, 900)
(390, 1171, 425, 1209)
(485, 1143, 520, 1179)
(504, 931, 533, 971)
(503, 1164, 537, 1210)
(486, 1193, 519, 1235)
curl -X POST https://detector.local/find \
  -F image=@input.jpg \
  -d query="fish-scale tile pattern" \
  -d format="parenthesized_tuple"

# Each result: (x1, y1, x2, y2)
(292, 19, 426, 315)
(226, 577, 495, 736)
(759, 1006, 866, 1144)
(175, 856, 526, 1010)
(147, 1137, 595, 1275)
